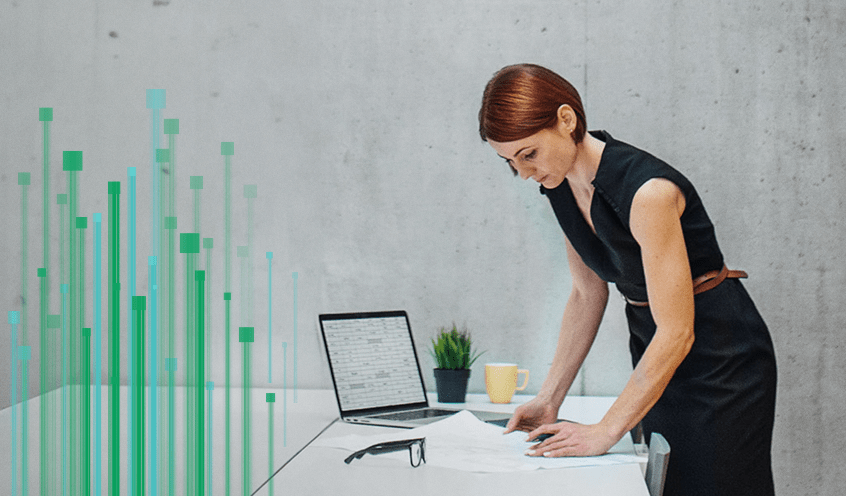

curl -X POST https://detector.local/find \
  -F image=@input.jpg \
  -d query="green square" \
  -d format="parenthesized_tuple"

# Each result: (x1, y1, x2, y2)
(239, 327, 255, 343)
(156, 148, 170, 163)
(76, 216, 88, 229)
(39, 108, 53, 122)
(203, 237, 213, 249)
(164, 216, 177, 230)
(82, 328, 91, 337)
(18, 172, 31, 186)
(37, 268, 46, 278)
(57, 194, 68, 205)
(107, 182, 120, 194)
(163, 118, 179, 135)
(243, 184, 257, 198)
(221, 142, 234, 156)
(190, 176, 203, 190)
(132, 296, 146, 310)
(266, 393, 276, 403)
(47, 315, 61, 329)
(180, 233, 200, 254)
(62, 151, 83, 171)
(223, 292, 231, 301)
(237, 246, 249, 258)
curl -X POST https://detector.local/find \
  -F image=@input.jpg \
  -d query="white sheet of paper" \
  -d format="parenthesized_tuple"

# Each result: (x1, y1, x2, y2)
(314, 410, 647, 473)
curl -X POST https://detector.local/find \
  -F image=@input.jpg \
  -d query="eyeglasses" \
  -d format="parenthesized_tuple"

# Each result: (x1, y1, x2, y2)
(344, 437, 426, 467)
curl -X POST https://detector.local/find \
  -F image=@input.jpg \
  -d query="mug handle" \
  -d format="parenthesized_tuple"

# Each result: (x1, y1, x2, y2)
(516, 369, 529, 391)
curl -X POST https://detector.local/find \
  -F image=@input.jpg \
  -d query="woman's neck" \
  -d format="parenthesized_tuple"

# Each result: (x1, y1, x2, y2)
(567, 133, 605, 189)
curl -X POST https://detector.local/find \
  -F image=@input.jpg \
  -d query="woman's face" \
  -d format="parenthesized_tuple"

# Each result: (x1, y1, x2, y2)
(488, 124, 577, 190)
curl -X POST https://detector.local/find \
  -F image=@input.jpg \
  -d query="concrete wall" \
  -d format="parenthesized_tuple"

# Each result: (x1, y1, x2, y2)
(0, 0, 844, 493)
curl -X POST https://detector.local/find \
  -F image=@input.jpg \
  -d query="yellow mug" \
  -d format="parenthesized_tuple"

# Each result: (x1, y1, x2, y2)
(485, 363, 529, 404)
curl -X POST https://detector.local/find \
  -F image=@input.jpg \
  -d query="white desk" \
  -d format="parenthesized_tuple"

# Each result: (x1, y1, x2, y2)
(254, 392, 649, 496)
(0, 388, 648, 495)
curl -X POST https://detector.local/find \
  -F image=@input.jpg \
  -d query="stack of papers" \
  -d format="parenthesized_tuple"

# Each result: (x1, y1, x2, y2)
(314, 410, 647, 473)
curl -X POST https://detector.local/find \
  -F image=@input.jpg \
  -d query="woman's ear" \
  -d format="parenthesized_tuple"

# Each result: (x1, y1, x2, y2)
(556, 104, 577, 138)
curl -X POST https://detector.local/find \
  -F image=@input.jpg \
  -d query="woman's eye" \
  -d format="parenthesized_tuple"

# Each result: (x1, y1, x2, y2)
(525, 150, 537, 160)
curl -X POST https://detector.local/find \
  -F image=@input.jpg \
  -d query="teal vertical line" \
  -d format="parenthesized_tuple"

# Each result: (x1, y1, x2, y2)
(61, 284, 69, 496)
(239, 327, 254, 496)
(128, 167, 137, 493)
(131, 296, 146, 496)
(19, 346, 32, 496)
(266, 394, 275, 496)
(77, 217, 89, 496)
(81, 328, 91, 496)
(224, 293, 231, 496)
(161, 120, 177, 496)
(40, 107, 53, 496)
(9, 311, 20, 496)
(206, 382, 214, 496)
(18, 173, 30, 348)
(93, 213, 103, 496)
(38, 267, 47, 496)
(266, 253, 272, 383)
(107, 181, 121, 496)
(149, 257, 158, 496)
(166, 359, 176, 496)
(292, 272, 298, 403)
(196, 270, 206, 496)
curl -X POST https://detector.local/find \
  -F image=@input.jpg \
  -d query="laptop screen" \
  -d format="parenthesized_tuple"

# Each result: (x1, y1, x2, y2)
(320, 311, 428, 413)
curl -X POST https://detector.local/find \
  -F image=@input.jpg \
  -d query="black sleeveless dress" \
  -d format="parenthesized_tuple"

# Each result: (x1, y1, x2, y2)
(540, 131, 777, 496)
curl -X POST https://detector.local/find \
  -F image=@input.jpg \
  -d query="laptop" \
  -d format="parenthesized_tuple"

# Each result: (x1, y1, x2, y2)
(319, 310, 512, 428)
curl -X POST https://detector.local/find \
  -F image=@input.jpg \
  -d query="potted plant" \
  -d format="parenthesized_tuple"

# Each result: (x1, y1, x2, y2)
(430, 324, 484, 403)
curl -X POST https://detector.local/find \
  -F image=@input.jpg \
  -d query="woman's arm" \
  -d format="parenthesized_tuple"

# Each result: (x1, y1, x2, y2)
(526, 178, 695, 456)
(504, 236, 609, 433)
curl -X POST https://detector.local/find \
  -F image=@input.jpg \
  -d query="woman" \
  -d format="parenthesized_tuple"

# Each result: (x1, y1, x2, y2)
(479, 64, 777, 496)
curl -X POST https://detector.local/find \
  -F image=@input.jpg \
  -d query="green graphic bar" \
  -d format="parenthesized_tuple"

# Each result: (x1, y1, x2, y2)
(19, 345, 32, 496)
(77, 217, 89, 496)
(221, 142, 234, 297)
(81, 328, 92, 496)
(181, 233, 200, 496)
(9, 311, 20, 496)
(107, 181, 121, 496)
(128, 166, 137, 494)
(224, 292, 232, 496)
(93, 213, 103, 496)
(40, 109, 53, 314)
(266, 393, 275, 496)
(38, 268, 48, 496)
(39, 106, 54, 496)
(132, 296, 147, 496)
(63, 152, 81, 496)
(195, 270, 206, 496)
(239, 327, 254, 496)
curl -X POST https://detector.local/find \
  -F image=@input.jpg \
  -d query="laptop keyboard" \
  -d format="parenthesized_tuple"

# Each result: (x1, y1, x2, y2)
(370, 408, 457, 421)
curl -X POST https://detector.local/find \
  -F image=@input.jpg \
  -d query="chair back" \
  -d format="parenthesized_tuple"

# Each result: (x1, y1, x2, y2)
(644, 432, 670, 496)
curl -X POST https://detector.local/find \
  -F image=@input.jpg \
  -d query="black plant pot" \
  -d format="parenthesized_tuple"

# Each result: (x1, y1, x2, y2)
(433, 368, 471, 403)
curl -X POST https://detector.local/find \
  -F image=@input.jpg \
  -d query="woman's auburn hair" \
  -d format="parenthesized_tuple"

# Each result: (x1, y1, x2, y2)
(479, 63, 587, 144)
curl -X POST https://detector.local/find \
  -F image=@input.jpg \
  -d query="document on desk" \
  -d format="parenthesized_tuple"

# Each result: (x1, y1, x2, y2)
(314, 410, 646, 473)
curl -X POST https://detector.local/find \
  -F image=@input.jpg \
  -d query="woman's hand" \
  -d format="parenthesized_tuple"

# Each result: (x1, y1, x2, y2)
(523, 421, 618, 458)
(502, 396, 559, 434)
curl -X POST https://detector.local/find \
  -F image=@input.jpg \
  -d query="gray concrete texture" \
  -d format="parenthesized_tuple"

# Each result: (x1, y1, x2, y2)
(0, 0, 844, 493)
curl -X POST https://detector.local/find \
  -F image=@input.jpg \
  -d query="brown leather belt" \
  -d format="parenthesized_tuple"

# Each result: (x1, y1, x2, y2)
(624, 264, 748, 307)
